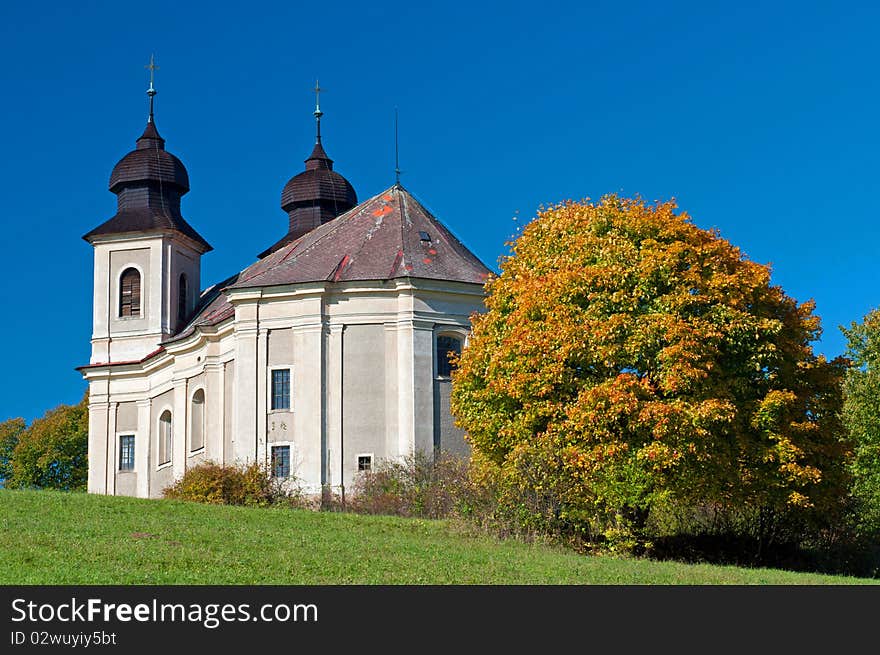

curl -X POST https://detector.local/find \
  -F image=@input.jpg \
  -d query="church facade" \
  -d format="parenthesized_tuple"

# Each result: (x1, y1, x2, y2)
(79, 90, 490, 499)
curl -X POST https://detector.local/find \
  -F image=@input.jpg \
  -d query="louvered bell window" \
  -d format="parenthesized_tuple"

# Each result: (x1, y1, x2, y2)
(120, 268, 141, 318)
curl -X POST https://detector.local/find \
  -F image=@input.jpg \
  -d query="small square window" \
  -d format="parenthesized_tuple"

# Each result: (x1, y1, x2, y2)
(119, 435, 135, 471)
(357, 455, 373, 472)
(272, 445, 290, 478)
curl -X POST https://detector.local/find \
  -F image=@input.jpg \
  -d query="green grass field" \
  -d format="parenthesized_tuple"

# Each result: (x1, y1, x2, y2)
(0, 489, 874, 584)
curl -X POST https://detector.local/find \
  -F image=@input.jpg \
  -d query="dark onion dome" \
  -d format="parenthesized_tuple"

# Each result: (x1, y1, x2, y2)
(108, 121, 189, 193)
(259, 141, 357, 259)
(83, 120, 211, 252)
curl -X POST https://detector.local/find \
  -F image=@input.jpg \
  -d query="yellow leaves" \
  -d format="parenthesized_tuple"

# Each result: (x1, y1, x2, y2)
(786, 491, 814, 509)
(451, 192, 850, 539)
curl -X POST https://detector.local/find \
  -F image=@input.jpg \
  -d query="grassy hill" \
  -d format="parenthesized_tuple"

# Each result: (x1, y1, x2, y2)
(0, 489, 875, 584)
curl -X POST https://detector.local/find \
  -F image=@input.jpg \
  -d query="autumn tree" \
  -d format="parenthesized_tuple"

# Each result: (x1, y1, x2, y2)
(5, 393, 89, 491)
(451, 196, 850, 550)
(842, 309, 880, 534)
(0, 417, 25, 483)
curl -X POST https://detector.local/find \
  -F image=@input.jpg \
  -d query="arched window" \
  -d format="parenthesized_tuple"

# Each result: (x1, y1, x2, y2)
(177, 273, 188, 329)
(119, 268, 141, 318)
(436, 335, 463, 378)
(190, 389, 205, 452)
(158, 410, 172, 465)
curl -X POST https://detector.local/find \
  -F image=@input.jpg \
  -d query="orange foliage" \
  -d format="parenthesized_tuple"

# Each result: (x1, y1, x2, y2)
(452, 196, 850, 547)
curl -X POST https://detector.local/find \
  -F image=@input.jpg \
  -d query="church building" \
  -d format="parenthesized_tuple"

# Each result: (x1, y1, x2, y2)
(79, 79, 491, 499)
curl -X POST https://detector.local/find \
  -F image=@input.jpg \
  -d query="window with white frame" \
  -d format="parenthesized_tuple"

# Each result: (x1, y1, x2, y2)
(119, 435, 135, 471)
(190, 389, 205, 452)
(357, 454, 373, 472)
(271, 369, 291, 410)
(158, 410, 172, 465)
(272, 445, 290, 478)
(119, 268, 141, 318)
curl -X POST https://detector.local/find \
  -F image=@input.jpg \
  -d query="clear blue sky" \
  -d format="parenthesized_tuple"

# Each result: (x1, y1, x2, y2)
(1, 1, 877, 422)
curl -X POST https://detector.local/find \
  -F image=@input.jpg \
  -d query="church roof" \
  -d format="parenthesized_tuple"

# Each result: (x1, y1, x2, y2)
(83, 207, 213, 251)
(165, 184, 491, 343)
(232, 184, 492, 289)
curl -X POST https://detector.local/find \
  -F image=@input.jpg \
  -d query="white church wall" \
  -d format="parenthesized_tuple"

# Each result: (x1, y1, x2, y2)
(112, 402, 139, 496)
(97, 245, 153, 363)
(85, 275, 486, 501)
(341, 324, 388, 486)
(266, 327, 297, 479)
(90, 234, 207, 366)
(149, 388, 174, 499)
(185, 372, 208, 469)
(290, 321, 323, 491)
(412, 289, 482, 323)
(267, 327, 294, 365)
(115, 468, 137, 496)
(231, 293, 260, 465)
(383, 322, 400, 464)
(170, 243, 201, 332)
(413, 321, 436, 457)
(87, 400, 109, 494)
(204, 362, 225, 466)
(223, 360, 235, 465)
(433, 380, 469, 457)
(116, 401, 138, 433)
(108, 246, 151, 331)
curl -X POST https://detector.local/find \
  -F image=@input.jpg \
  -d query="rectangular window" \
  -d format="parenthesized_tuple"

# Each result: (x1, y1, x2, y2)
(357, 455, 373, 472)
(437, 335, 463, 378)
(119, 435, 135, 471)
(272, 445, 290, 478)
(271, 369, 291, 410)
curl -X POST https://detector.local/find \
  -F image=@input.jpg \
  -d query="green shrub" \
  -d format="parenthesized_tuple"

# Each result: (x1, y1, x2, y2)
(348, 451, 483, 520)
(163, 462, 292, 507)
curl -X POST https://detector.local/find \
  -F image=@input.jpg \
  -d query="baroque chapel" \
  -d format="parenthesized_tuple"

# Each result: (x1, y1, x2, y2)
(79, 80, 490, 498)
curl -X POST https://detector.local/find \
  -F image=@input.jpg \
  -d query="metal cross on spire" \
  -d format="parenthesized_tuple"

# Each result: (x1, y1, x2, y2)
(313, 79, 323, 143)
(145, 54, 159, 122)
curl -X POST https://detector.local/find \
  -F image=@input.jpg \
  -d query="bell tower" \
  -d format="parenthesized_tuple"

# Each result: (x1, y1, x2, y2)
(83, 57, 211, 364)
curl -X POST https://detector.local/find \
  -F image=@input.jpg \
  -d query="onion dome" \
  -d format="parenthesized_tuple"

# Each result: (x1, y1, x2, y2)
(83, 78, 210, 252)
(108, 120, 190, 194)
(259, 84, 356, 258)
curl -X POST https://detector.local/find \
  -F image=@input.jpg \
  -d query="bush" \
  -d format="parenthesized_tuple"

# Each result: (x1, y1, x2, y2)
(347, 451, 484, 520)
(163, 462, 296, 507)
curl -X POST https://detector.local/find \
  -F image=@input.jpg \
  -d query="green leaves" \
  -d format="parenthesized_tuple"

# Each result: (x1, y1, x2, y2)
(842, 309, 880, 533)
(452, 195, 849, 550)
(5, 394, 89, 491)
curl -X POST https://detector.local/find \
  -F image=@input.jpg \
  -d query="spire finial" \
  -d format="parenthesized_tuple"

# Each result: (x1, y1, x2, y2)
(145, 54, 159, 123)
(313, 79, 323, 143)
(394, 107, 401, 185)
